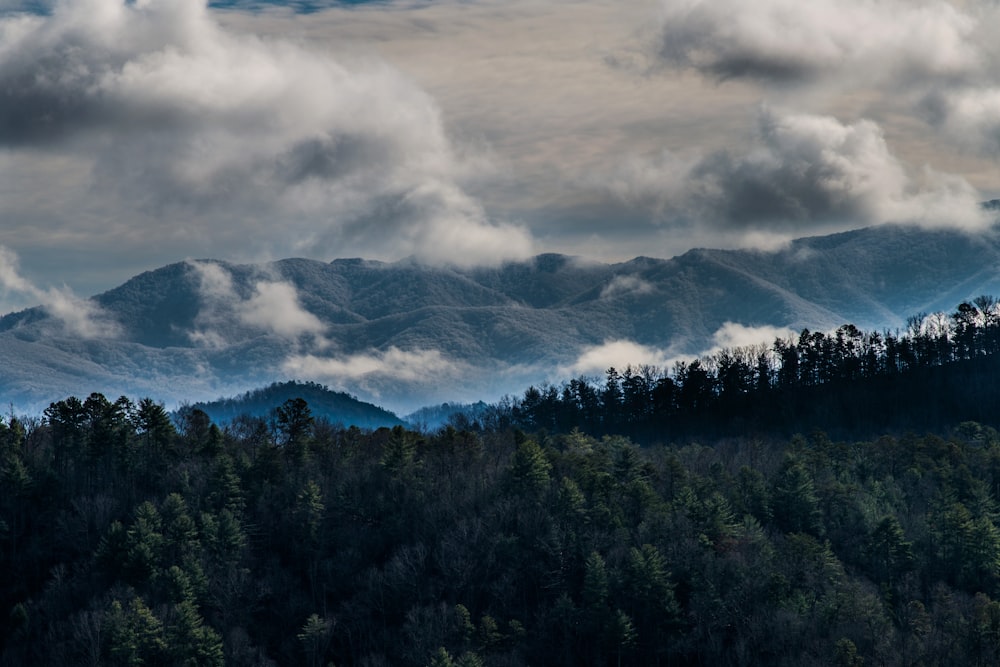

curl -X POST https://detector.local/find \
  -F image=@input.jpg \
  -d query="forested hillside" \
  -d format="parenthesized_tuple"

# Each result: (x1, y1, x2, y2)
(187, 381, 403, 430)
(511, 297, 1000, 442)
(6, 302, 1000, 665)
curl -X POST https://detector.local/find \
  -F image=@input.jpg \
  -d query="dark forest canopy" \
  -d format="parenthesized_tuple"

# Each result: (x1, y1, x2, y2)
(7, 396, 1000, 665)
(8, 300, 1000, 665)
(509, 296, 1000, 442)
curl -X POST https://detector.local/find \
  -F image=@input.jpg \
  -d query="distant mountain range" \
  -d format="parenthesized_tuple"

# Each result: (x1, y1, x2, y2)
(3, 223, 1000, 414)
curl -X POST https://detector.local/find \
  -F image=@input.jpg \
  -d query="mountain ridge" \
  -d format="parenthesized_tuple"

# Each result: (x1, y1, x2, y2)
(187, 380, 404, 430)
(3, 223, 1000, 412)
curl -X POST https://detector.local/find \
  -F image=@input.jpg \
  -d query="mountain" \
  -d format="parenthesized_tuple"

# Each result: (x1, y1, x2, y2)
(186, 381, 403, 430)
(3, 223, 1000, 412)
(404, 401, 494, 430)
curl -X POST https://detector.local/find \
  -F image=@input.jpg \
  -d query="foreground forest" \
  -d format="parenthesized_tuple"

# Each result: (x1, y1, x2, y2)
(7, 302, 1000, 665)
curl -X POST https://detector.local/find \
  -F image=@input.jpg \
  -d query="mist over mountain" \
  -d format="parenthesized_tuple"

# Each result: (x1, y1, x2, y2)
(3, 223, 1000, 414)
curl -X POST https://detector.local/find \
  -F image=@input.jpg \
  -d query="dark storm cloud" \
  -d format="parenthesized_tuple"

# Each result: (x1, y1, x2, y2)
(0, 0, 533, 268)
(690, 112, 889, 227)
(608, 108, 988, 236)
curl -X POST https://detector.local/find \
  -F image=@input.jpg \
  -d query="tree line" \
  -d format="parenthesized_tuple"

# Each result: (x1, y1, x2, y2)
(512, 297, 1000, 440)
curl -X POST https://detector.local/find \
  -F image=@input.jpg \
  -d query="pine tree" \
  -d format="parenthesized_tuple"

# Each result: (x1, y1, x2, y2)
(508, 437, 552, 498)
(773, 454, 824, 536)
(298, 613, 334, 667)
(427, 646, 455, 667)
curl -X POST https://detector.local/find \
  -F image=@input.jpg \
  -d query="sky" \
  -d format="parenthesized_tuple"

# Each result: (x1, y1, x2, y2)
(3, 0, 1000, 310)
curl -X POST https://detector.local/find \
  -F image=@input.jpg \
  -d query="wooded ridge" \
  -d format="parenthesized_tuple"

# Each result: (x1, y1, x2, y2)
(6, 301, 1000, 665)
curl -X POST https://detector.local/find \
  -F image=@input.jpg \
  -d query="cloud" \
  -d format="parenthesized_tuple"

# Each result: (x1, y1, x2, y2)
(186, 260, 326, 346)
(562, 322, 797, 380)
(655, 0, 981, 86)
(2, 0, 997, 294)
(562, 339, 676, 376)
(186, 261, 239, 349)
(606, 108, 990, 241)
(346, 180, 535, 267)
(0, 245, 120, 338)
(239, 280, 326, 339)
(600, 274, 655, 299)
(0, 0, 533, 269)
(282, 346, 461, 396)
(706, 321, 796, 352)
(921, 87, 1000, 157)
(651, 0, 1000, 173)
(187, 261, 236, 303)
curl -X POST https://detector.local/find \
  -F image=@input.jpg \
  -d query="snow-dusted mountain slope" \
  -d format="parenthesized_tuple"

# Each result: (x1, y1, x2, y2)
(3, 224, 1000, 413)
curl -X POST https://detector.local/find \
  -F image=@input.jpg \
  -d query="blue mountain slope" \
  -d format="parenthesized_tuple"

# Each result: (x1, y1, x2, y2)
(3, 224, 1000, 412)
(188, 380, 403, 430)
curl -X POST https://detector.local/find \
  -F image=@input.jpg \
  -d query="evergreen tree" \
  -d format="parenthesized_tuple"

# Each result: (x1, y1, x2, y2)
(773, 454, 824, 536)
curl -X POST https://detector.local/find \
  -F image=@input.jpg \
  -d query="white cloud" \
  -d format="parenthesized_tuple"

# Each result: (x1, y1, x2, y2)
(1, 0, 998, 294)
(562, 339, 676, 376)
(187, 261, 235, 303)
(922, 87, 1000, 156)
(186, 260, 326, 346)
(186, 261, 239, 349)
(606, 108, 990, 241)
(378, 180, 535, 267)
(651, 0, 1000, 185)
(0, 0, 533, 272)
(600, 274, 655, 299)
(0, 245, 120, 338)
(0, 246, 33, 296)
(239, 280, 326, 340)
(282, 347, 461, 396)
(656, 0, 982, 86)
(706, 321, 796, 353)
(563, 322, 797, 378)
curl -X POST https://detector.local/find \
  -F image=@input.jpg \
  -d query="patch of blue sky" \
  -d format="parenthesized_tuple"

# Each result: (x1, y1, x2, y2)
(0, 1, 395, 17)
(209, 0, 392, 11)
(0, 1, 52, 15)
